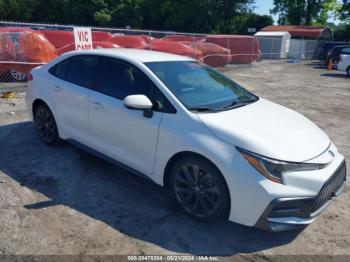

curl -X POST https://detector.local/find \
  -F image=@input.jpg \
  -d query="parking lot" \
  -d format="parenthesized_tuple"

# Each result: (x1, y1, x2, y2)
(0, 61, 349, 257)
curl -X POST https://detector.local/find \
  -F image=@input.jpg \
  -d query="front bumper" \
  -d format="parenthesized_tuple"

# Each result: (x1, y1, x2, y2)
(255, 160, 346, 231)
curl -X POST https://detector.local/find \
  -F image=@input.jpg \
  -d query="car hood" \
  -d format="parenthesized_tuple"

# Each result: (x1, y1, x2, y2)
(197, 98, 330, 162)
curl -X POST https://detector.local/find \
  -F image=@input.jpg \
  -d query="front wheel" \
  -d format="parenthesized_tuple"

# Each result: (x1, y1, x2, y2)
(34, 104, 60, 145)
(347, 67, 350, 76)
(170, 156, 230, 221)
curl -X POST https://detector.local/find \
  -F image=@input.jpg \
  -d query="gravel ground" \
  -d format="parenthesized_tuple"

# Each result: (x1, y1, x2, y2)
(0, 61, 349, 258)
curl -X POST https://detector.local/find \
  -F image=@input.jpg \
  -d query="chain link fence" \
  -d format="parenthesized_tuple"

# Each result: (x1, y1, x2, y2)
(0, 21, 325, 84)
(255, 36, 325, 60)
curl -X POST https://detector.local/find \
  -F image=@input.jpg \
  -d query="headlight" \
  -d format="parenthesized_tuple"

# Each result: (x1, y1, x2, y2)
(236, 147, 326, 184)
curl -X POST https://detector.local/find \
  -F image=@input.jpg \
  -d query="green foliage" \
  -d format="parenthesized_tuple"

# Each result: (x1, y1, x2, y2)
(271, 0, 338, 26)
(233, 13, 274, 34)
(0, 0, 263, 34)
(339, 0, 350, 21)
(332, 23, 350, 41)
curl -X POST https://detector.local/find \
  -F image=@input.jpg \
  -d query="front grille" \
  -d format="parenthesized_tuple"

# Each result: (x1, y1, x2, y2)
(311, 161, 346, 213)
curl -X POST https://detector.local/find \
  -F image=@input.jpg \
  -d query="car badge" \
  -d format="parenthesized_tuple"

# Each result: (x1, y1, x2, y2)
(328, 150, 335, 157)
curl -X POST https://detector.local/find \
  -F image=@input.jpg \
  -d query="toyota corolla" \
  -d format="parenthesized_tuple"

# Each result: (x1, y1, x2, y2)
(25, 49, 346, 231)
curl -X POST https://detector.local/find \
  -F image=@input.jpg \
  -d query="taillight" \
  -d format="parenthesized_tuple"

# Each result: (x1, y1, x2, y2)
(27, 73, 33, 81)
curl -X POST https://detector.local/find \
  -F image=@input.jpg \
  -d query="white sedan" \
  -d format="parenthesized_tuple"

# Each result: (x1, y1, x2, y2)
(337, 54, 350, 76)
(25, 49, 346, 231)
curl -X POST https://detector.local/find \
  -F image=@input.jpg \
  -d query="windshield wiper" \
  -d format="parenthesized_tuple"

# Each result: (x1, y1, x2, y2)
(187, 106, 214, 112)
(223, 98, 258, 110)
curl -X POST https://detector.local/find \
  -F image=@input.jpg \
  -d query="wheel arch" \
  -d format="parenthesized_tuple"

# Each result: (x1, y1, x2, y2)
(163, 151, 229, 190)
(32, 98, 50, 117)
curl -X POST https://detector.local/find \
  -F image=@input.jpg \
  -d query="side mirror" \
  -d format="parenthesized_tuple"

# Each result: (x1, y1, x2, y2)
(123, 94, 153, 110)
(123, 95, 153, 118)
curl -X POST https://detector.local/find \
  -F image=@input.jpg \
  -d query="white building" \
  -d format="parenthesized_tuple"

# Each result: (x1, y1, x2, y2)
(254, 31, 291, 59)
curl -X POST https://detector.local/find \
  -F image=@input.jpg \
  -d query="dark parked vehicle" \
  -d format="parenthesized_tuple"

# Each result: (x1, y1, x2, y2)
(327, 45, 350, 64)
(318, 42, 349, 60)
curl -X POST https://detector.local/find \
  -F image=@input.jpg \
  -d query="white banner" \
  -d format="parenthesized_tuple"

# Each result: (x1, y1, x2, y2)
(73, 27, 93, 51)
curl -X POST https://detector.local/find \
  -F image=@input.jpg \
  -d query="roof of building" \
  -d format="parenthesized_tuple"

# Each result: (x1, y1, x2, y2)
(254, 31, 291, 37)
(261, 25, 331, 38)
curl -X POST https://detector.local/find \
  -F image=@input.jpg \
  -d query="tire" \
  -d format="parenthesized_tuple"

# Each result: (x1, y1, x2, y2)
(169, 156, 229, 221)
(347, 67, 350, 77)
(34, 104, 60, 145)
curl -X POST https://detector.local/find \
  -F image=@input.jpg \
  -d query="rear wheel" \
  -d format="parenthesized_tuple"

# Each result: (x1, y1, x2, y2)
(169, 156, 229, 221)
(34, 104, 60, 145)
(347, 66, 350, 76)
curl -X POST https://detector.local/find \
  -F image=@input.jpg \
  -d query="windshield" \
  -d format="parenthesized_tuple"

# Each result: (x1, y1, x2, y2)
(145, 61, 258, 112)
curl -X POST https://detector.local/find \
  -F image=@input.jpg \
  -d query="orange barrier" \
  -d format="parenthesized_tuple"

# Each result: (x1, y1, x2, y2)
(108, 35, 147, 49)
(150, 39, 202, 59)
(0, 26, 34, 33)
(38, 30, 74, 48)
(182, 42, 231, 67)
(0, 32, 56, 62)
(206, 35, 260, 64)
(0, 31, 56, 81)
(18, 32, 57, 62)
(136, 34, 155, 43)
(92, 31, 114, 42)
(0, 26, 264, 71)
(0, 33, 16, 61)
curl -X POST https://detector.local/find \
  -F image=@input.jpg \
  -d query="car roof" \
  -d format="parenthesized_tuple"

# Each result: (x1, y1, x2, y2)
(64, 48, 195, 63)
(323, 42, 349, 46)
(331, 45, 350, 50)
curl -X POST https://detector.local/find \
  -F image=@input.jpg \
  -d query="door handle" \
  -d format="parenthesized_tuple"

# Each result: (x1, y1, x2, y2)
(92, 101, 104, 110)
(53, 85, 62, 92)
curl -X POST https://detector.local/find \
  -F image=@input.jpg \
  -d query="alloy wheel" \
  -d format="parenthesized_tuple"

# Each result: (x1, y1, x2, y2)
(173, 164, 220, 218)
(35, 107, 56, 143)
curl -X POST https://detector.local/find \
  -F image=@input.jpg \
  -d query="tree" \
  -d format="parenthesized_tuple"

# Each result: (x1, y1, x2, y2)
(233, 13, 274, 34)
(210, 0, 255, 33)
(0, 0, 257, 34)
(31, 0, 70, 24)
(271, 0, 338, 25)
(332, 23, 350, 40)
(139, 0, 255, 34)
(0, 0, 36, 22)
(155, 0, 216, 33)
(339, 0, 350, 21)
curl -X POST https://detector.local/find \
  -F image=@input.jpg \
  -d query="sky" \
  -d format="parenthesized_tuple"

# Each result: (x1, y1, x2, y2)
(255, 0, 274, 16)
(254, 0, 339, 24)
(255, 0, 277, 23)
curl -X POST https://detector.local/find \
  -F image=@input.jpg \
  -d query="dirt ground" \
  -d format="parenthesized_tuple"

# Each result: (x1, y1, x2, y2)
(0, 61, 349, 258)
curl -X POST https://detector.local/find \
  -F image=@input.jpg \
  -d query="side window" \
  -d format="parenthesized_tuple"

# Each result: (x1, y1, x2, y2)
(153, 87, 177, 114)
(95, 57, 153, 100)
(343, 47, 350, 53)
(66, 56, 99, 89)
(49, 59, 69, 80)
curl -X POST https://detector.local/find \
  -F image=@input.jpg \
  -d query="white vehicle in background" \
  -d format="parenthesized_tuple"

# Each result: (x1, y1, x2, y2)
(337, 54, 350, 76)
(25, 49, 346, 232)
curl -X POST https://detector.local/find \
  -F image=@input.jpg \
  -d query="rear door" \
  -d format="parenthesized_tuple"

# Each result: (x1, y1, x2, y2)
(50, 55, 99, 144)
(89, 57, 163, 175)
